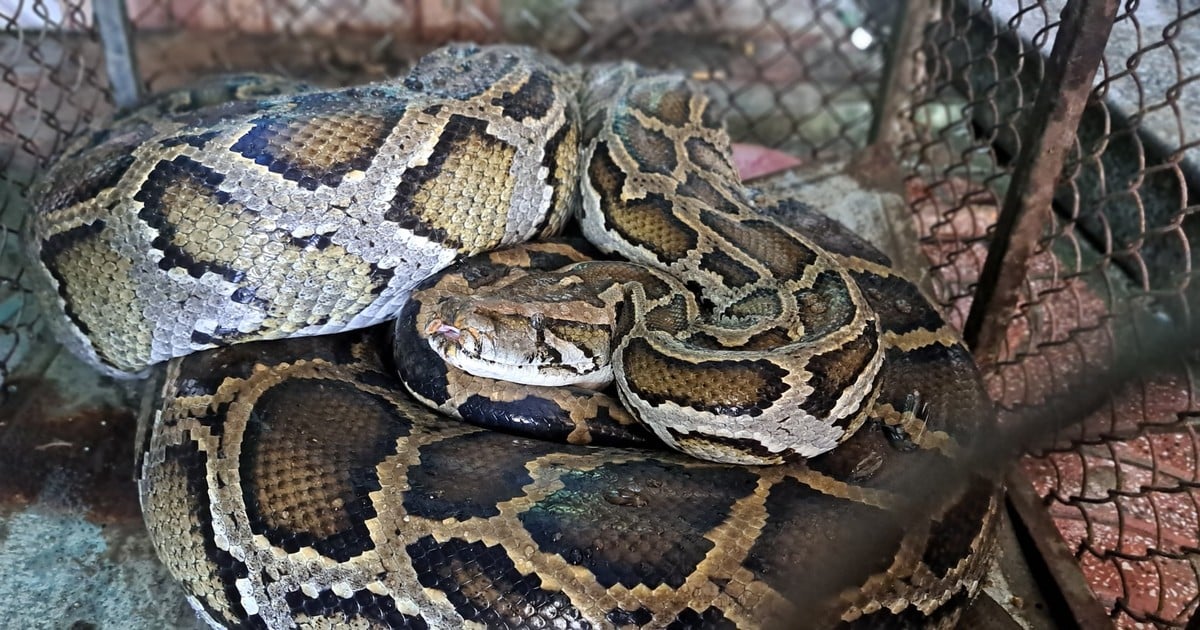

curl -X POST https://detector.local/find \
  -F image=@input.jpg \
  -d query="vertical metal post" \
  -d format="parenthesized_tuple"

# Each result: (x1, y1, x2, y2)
(93, 0, 142, 109)
(1005, 471, 1115, 628)
(869, 0, 933, 145)
(962, 0, 1119, 365)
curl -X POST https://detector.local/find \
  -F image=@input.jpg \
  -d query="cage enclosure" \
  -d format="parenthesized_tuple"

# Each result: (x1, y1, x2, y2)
(0, 1, 1196, 628)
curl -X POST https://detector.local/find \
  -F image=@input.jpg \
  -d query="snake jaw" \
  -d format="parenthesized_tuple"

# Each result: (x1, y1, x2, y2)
(426, 319, 462, 342)
(426, 318, 486, 360)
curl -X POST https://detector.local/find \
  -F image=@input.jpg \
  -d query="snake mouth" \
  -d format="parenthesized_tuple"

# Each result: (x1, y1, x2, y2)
(424, 316, 530, 377)
(425, 317, 612, 389)
(426, 319, 467, 344)
(424, 318, 485, 363)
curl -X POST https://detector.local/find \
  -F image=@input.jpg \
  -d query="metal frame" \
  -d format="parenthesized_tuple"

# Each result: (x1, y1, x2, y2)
(872, 0, 1138, 627)
(93, 0, 141, 108)
(960, 0, 1119, 365)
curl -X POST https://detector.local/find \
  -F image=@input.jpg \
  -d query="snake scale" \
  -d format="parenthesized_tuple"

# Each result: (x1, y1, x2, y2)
(26, 44, 1000, 628)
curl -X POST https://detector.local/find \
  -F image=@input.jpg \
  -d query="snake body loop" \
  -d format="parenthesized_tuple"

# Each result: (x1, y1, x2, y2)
(26, 44, 1000, 628)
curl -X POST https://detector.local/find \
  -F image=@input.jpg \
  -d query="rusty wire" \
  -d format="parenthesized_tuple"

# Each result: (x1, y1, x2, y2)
(898, 1, 1200, 626)
(0, 0, 111, 390)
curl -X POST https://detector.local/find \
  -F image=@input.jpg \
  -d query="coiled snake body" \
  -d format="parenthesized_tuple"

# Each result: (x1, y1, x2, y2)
(27, 44, 999, 628)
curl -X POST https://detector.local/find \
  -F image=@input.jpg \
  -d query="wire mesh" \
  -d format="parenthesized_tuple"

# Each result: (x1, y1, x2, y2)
(2, 0, 1199, 628)
(897, 1, 1200, 626)
(0, 0, 112, 389)
(121, 0, 887, 156)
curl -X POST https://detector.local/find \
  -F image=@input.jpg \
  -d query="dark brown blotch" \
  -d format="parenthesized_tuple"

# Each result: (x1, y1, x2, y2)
(852, 270, 946, 336)
(739, 327, 795, 351)
(923, 475, 996, 577)
(174, 331, 367, 399)
(799, 325, 879, 421)
(643, 293, 693, 334)
(614, 111, 678, 175)
(405, 431, 559, 520)
(762, 198, 893, 267)
(38, 220, 107, 337)
(134, 155, 246, 283)
(627, 78, 693, 128)
(699, 249, 759, 288)
(793, 270, 857, 339)
(723, 287, 783, 321)
(684, 136, 735, 178)
(239, 378, 411, 562)
(622, 337, 790, 417)
(491, 69, 557, 121)
(743, 476, 904, 613)
(700, 210, 818, 280)
(675, 172, 742, 214)
(408, 536, 588, 627)
(231, 92, 404, 191)
(519, 459, 758, 589)
(384, 114, 504, 248)
(590, 143, 699, 264)
(872, 344, 991, 439)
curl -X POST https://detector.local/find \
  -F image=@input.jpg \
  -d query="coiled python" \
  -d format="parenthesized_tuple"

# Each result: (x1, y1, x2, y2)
(26, 44, 1000, 628)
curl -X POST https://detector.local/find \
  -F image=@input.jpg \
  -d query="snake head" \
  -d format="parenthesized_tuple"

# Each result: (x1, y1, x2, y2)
(423, 296, 613, 389)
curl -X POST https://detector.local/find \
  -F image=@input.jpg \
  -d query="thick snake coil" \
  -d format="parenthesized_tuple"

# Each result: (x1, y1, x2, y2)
(26, 44, 1000, 628)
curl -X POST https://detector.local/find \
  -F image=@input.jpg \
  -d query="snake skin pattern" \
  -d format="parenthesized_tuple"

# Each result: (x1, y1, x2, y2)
(27, 50, 578, 376)
(26, 44, 1000, 628)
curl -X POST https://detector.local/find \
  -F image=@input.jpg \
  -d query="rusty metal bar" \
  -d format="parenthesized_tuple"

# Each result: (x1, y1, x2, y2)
(869, 0, 932, 145)
(93, 0, 142, 108)
(961, 0, 1118, 364)
(1005, 471, 1114, 629)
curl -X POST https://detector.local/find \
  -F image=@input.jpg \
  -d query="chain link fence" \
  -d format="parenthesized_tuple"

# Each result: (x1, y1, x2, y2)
(897, 1, 1200, 627)
(0, 0, 1196, 627)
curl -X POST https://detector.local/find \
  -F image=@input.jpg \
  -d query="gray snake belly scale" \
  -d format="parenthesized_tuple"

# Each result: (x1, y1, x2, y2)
(25, 43, 1000, 628)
